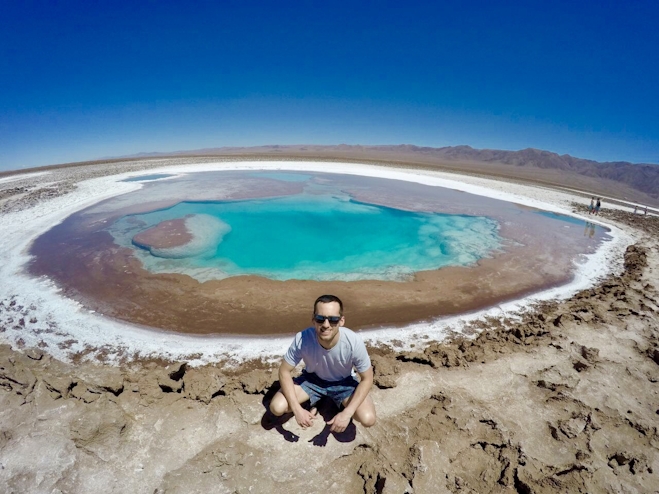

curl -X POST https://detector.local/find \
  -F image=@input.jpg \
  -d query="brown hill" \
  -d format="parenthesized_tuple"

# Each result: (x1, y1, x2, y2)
(424, 145, 659, 197)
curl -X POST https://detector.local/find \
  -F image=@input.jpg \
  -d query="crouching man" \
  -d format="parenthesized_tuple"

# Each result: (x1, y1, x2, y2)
(269, 294, 376, 433)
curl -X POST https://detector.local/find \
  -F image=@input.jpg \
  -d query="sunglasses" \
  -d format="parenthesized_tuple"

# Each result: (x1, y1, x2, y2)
(313, 314, 342, 325)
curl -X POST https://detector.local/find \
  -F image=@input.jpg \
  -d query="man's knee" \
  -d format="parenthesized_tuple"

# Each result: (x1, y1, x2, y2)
(269, 392, 289, 416)
(355, 408, 376, 427)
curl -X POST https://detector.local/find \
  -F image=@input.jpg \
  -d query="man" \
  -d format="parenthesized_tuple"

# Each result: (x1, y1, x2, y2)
(269, 295, 376, 433)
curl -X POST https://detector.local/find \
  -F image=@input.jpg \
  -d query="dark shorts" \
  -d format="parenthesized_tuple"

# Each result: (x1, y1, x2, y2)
(294, 371, 359, 408)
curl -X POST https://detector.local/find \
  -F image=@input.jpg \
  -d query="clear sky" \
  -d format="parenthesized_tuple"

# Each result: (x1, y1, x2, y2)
(2, 0, 658, 171)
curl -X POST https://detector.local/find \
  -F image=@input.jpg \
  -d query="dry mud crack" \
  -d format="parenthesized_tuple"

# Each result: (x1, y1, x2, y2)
(1, 164, 659, 493)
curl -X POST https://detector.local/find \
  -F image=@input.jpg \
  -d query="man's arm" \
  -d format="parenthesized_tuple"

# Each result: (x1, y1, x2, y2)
(278, 359, 316, 427)
(328, 366, 373, 433)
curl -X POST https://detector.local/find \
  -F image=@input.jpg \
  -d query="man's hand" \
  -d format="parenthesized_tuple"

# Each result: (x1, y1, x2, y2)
(327, 410, 352, 433)
(294, 407, 317, 428)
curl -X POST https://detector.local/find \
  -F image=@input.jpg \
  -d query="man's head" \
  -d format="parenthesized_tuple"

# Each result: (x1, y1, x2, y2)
(312, 295, 345, 348)
(313, 294, 343, 315)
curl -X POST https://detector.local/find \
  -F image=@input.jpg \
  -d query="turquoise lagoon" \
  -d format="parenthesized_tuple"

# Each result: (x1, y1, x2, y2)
(109, 193, 502, 282)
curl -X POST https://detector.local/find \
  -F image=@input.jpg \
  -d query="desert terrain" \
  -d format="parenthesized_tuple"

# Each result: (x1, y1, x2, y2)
(1, 152, 658, 493)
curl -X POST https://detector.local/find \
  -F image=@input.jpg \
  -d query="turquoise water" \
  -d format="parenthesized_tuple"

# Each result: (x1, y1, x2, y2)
(109, 193, 502, 282)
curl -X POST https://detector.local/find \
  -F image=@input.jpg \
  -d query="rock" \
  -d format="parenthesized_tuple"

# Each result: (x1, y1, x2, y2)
(430, 392, 452, 411)
(167, 362, 187, 382)
(0, 357, 36, 395)
(650, 348, 659, 366)
(139, 379, 166, 404)
(397, 351, 433, 367)
(42, 374, 75, 398)
(157, 374, 184, 393)
(624, 245, 648, 273)
(371, 355, 399, 389)
(573, 359, 590, 372)
(558, 416, 588, 439)
(580, 345, 600, 363)
(425, 345, 463, 368)
(608, 452, 631, 469)
(70, 383, 101, 403)
(78, 368, 125, 396)
(234, 369, 275, 395)
(183, 367, 226, 404)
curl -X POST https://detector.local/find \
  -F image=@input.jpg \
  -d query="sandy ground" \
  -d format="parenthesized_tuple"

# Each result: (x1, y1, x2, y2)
(1, 156, 659, 493)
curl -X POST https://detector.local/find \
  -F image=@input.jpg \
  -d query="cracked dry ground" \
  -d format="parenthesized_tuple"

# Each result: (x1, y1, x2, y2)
(1, 214, 659, 493)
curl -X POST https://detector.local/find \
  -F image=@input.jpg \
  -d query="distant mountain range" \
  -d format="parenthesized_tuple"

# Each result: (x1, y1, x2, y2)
(116, 144, 659, 200)
(392, 145, 659, 198)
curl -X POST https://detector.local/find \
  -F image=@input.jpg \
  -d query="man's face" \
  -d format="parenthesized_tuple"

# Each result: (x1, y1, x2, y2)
(313, 301, 344, 348)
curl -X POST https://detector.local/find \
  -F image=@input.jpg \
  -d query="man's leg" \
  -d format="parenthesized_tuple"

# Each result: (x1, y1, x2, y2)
(342, 394, 376, 427)
(269, 385, 311, 416)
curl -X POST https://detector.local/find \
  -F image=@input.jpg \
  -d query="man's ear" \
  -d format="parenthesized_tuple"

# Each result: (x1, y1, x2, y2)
(339, 316, 345, 327)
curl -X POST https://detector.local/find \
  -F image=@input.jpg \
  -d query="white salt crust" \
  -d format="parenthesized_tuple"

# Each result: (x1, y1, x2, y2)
(0, 171, 51, 184)
(0, 161, 633, 366)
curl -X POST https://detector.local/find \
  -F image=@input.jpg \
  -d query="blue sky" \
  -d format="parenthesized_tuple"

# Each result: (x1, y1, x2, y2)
(2, 1, 658, 171)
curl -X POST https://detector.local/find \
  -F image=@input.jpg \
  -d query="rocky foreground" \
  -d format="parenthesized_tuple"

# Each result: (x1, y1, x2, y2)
(1, 161, 659, 493)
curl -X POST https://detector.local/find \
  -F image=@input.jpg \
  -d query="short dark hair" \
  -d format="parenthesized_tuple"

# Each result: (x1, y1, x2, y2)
(313, 294, 343, 315)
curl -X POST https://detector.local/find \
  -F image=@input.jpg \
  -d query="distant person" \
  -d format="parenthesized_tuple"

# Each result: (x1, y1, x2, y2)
(645, 206, 648, 216)
(633, 205, 638, 214)
(269, 294, 376, 433)
(594, 198, 601, 216)
(588, 197, 595, 215)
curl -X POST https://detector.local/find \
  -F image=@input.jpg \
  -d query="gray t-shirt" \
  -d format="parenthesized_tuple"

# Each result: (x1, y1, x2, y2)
(284, 326, 371, 382)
